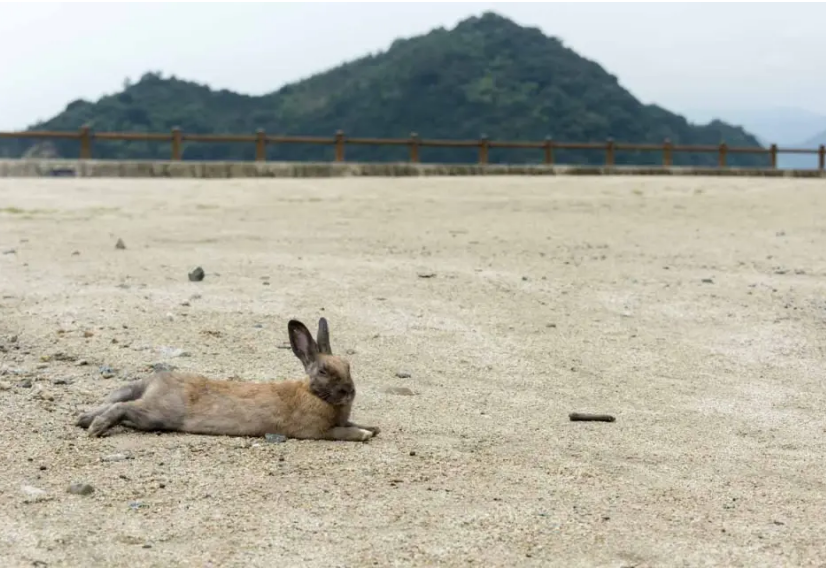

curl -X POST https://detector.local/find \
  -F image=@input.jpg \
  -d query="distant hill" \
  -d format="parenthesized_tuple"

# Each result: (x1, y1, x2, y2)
(0, 12, 768, 167)
(682, 107, 826, 148)
(775, 128, 826, 170)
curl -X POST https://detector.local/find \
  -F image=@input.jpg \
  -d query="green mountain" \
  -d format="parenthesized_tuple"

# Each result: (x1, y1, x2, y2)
(1, 12, 768, 167)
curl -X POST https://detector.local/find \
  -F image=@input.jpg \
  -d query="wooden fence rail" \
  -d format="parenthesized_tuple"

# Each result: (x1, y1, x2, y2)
(1, 126, 825, 170)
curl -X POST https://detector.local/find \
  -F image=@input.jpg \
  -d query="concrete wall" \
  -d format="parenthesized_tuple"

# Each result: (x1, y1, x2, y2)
(1, 159, 825, 178)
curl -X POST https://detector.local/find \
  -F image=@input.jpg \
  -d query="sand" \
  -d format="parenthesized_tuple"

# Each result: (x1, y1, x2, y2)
(1, 175, 825, 568)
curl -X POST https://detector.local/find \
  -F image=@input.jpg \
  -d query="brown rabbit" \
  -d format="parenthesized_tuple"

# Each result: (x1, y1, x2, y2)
(75, 318, 380, 442)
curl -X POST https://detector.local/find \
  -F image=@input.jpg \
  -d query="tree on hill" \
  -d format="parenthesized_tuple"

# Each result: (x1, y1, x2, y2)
(0, 12, 768, 167)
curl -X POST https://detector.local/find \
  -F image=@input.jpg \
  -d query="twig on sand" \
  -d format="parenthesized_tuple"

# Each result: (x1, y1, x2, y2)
(569, 412, 616, 422)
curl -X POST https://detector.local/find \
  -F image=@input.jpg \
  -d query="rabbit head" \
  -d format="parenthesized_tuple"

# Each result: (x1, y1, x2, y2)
(288, 317, 356, 407)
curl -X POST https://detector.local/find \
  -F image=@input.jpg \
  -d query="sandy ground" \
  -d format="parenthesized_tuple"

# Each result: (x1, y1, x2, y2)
(1, 175, 826, 568)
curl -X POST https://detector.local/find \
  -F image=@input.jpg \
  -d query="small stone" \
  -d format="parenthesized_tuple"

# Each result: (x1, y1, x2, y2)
(115, 238, 126, 250)
(385, 386, 415, 396)
(546, 323, 557, 328)
(262, 281, 270, 286)
(188, 267, 205, 282)
(166, 313, 175, 322)
(264, 433, 288, 444)
(9, 335, 18, 344)
(102, 453, 132, 462)
(99, 365, 115, 378)
(83, 330, 94, 338)
(345, 349, 357, 355)
(157, 346, 189, 358)
(20, 484, 46, 498)
(129, 500, 144, 510)
(68, 483, 95, 496)
(142, 544, 152, 549)
(417, 272, 436, 279)
(277, 343, 291, 350)
(181, 301, 190, 307)
(395, 371, 412, 379)
(18, 378, 32, 388)
(701, 278, 714, 284)
(409, 451, 416, 456)
(34, 389, 54, 401)
(3, 248, 16, 255)
(76, 359, 89, 366)
(51, 378, 70, 385)
(0, 381, 11, 391)
(190, 294, 202, 300)
(522, 276, 529, 281)
(72, 250, 80, 256)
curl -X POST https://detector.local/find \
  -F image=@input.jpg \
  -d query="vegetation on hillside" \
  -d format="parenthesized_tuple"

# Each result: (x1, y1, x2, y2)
(0, 12, 768, 167)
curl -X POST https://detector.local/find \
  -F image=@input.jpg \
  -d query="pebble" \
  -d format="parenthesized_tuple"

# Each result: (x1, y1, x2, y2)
(0, 381, 11, 390)
(67, 483, 95, 496)
(33, 388, 54, 401)
(102, 453, 132, 462)
(385, 387, 415, 396)
(395, 371, 412, 379)
(151, 363, 176, 373)
(264, 433, 288, 444)
(188, 267, 205, 282)
(18, 378, 33, 388)
(3, 248, 16, 255)
(115, 238, 126, 250)
(99, 365, 116, 379)
(417, 272, 437, 279)
(157, 346, 190, 358)
(701, 278, 714, 284)
(76, 359, 89, 366)
(20, 484, 46, 498)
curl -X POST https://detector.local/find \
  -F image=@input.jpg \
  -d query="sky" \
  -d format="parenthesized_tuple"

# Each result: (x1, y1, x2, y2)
(1, 2, 824, 132)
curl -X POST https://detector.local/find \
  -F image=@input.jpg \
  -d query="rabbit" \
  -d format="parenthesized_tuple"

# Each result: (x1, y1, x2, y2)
(75, 317, 380, 442)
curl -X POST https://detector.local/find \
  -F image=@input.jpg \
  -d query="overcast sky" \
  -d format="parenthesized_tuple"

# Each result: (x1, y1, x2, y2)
(1, 2, 824, 131)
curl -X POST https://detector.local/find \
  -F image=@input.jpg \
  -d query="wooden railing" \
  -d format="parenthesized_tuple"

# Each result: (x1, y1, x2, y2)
(1, 126, 825, 169)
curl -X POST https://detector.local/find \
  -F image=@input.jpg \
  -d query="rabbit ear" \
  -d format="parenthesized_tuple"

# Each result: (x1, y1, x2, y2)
(288, 320, 318, 367)
(317, 317, 332, 355)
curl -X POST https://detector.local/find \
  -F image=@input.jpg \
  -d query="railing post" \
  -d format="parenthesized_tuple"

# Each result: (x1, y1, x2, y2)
(334, 130, 345, 162)
(769, 143, 777, 169)
(544, 136, 554, 165)
(718, 142, 727, 167)
(819, 145, 825, 172)
(79, 125, 92, 159)
(171, 127, 182, 160)
(255, 129, 266, 162)
(479, 134, 489, 165)
(663, 138, 673, 167)
(605, 138, 615, 166)
(408, 132, 420, 163)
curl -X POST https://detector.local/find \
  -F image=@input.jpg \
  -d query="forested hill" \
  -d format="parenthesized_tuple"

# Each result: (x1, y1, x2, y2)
(1, 12, 767, 167)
